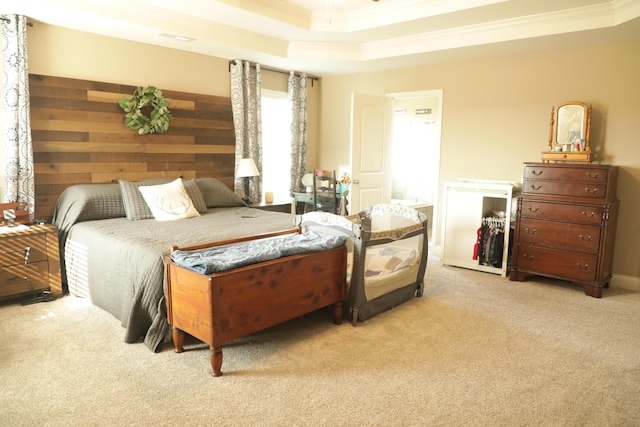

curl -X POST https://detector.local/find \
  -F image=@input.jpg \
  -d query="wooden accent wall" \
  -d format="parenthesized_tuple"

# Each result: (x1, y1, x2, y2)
(29, 74, 235, 221)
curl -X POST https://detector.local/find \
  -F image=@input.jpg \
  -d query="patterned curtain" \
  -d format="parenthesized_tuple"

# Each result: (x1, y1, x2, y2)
(1, 15, 33, 215)
(230, 59, 262, 202)
(288, 71, 308, 195)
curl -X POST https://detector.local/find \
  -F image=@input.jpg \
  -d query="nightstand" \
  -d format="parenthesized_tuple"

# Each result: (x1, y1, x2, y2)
(251, 200, 293, 214)
(0, 224, 63, 301)
(292, 192, 341, 214)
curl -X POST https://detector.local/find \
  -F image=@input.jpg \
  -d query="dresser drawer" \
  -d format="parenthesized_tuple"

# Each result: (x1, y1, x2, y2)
(520, 200, 603, 224)
(0, 261, 49, 298)
(514, 246, 597, 282)
(524, 165, 609, 184)
(0, 234, 48, 267)
(518, 218, 600, 254)
(523, 179, 608, 199)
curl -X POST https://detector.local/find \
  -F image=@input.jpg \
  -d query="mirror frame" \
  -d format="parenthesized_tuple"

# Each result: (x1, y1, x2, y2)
(541, 101, 592, 163)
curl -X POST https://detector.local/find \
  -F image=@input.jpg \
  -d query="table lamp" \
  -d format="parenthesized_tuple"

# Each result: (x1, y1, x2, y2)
(237, 158, 260, 204)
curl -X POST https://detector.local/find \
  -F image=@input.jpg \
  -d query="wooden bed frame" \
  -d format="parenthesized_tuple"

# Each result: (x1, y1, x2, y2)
(164, 228, 347, 376)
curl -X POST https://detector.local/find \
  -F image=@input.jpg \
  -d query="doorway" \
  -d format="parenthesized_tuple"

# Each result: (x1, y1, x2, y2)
(388, 90, 443, 243)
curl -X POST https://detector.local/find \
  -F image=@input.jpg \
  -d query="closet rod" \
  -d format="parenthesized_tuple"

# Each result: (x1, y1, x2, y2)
(228, 60, 319, 86)
(482, 216, 506, 227)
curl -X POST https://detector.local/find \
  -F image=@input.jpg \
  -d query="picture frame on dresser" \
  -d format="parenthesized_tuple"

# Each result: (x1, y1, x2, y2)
(510, 162, 619, 297)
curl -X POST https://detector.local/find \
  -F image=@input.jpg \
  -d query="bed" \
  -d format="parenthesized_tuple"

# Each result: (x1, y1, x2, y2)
(52, 178, 295, 352)
(297, 204, 429, 325)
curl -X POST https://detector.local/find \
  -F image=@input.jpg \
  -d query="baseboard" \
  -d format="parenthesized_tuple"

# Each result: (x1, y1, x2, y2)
(432, 245, 443, 258)
(610, 274, 640, 292)
(431, 246, 639, 293)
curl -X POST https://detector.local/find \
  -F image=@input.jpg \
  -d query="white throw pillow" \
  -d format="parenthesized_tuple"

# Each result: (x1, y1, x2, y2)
(138, 178, 200, 221)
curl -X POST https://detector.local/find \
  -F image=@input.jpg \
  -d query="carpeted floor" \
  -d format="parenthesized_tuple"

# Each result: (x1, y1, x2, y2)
(1, 256, 639, 426)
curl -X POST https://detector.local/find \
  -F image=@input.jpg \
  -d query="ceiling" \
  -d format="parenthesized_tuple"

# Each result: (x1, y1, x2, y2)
(8, 0, 640, 76)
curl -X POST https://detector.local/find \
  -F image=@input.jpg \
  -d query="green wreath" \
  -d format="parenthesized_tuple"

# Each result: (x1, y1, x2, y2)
(118, 85, 172, 135)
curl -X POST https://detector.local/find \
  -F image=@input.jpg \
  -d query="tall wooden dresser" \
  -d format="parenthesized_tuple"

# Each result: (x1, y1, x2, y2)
(510, 162, 619, 297)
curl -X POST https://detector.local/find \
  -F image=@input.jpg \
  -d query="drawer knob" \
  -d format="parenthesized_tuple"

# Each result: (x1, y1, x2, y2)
(584, 188, 598, 194)
(579, 234, 592, 241)
(586, 172, 600, 179)
(522, 253, 535, 260)
(525, 228, 537, 234)
(527, 206, 540, 213)
(582, 211, 596, 218)
(3, 246, 31, 264)
(531, 170, 543, 176)
(576, 263, 590, 270)
(530, 185, 542, 191)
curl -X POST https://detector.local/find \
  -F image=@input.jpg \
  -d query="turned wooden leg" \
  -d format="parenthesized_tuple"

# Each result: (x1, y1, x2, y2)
(332, 302, 343, 325)
(211, 346, 223, 377)
(172, 326, 185, 353)
(583, 283, 602, 298)
(509, 269, 526, 282)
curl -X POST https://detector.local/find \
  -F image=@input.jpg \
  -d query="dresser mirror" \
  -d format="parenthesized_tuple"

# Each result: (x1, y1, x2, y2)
(541, 101, 592, 163)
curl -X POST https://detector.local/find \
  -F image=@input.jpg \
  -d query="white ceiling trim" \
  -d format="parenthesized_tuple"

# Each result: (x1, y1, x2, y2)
(614, 0, 640, 22)
(307, 0, 509, 32)
(290, 1, 634, 62)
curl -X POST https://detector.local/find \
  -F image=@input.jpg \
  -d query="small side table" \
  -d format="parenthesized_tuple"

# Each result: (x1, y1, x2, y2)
(0, 224, 63, 301)
(251, 200, 293, 214)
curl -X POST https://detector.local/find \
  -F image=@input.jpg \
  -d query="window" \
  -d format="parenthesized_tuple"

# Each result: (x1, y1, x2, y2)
(261, 90, 292, 200)
(391, 95, 441, 207)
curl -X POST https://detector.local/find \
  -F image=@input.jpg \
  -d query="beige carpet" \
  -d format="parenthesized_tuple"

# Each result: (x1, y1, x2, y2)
(1, 256, 639, 427)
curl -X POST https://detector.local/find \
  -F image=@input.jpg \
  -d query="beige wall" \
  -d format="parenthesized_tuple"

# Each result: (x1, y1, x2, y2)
(319, 40, 640, 284)
(26, 22, 640, 286)
(28, 24, 230, 96)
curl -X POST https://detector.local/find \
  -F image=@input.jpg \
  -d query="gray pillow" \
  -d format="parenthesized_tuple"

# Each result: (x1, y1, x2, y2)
(182, 179, 208, 214)
(119, 178, 171, 220)
(53, 183, 126, 225)
(196, 177, 247, 208)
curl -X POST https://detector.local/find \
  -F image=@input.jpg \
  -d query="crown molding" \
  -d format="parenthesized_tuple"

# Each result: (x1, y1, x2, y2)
(289, 0, 640, 62)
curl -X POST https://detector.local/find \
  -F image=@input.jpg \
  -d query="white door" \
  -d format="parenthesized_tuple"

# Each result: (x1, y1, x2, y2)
(349, 93, 393, 213)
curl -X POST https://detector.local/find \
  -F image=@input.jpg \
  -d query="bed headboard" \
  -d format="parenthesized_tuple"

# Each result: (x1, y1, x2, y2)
(29, 74, 235, 221)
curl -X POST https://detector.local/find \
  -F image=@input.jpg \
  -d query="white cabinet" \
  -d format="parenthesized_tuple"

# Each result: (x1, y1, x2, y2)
(441, 181, 519, 277)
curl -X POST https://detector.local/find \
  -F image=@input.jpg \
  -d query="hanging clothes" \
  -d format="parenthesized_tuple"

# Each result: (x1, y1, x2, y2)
(474, 217, 506, 267)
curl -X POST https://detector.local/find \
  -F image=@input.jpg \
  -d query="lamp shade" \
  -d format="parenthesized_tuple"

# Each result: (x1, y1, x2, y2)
(237, 158, 260, 178)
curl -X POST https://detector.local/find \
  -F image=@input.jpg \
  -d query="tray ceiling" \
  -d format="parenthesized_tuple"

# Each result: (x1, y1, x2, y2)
(8, 0, 640, 75)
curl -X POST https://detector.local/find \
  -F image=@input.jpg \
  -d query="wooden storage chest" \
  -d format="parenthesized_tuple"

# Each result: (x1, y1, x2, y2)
(165, 230, 347, 376)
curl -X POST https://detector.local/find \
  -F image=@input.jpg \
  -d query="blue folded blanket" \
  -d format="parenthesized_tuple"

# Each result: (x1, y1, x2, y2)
(170, 231, 346, 275)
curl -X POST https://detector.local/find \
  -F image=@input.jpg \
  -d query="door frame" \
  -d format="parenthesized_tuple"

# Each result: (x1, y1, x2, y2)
(386, 89, 443, 254)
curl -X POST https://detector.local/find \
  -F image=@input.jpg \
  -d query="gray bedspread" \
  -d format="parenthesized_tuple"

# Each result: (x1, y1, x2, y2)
(63, 207, 295, 352)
